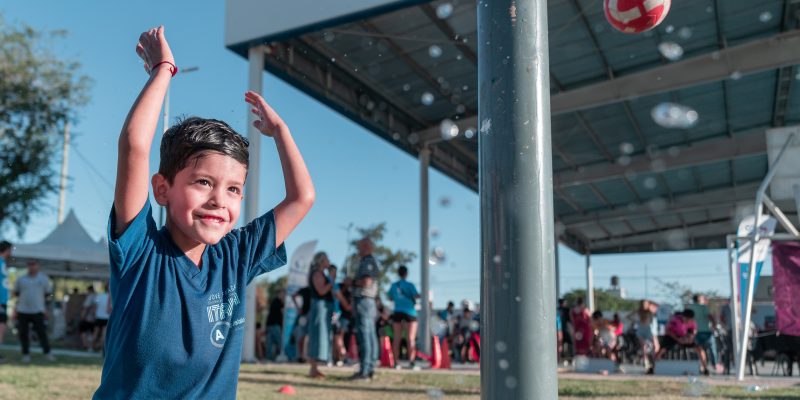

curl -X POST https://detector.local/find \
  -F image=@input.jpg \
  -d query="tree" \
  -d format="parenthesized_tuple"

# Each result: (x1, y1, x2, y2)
(0, 16, 91, 235)
(562, 288, 638, 312)
(343, 223, 416, 295)
(655, 279, 720, 309)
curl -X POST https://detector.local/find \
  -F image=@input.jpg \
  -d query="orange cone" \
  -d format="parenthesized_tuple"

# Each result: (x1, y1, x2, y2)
(379, 335, 395, 368)
(430, 336, 442, 369)
(278, 385, 296, 395)
(440, 338, 452, 369)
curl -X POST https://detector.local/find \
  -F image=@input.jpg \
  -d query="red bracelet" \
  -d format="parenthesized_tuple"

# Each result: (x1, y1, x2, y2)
(150, 61, 178, 77)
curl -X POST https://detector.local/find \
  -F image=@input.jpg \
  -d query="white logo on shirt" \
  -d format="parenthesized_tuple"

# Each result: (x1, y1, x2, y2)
(210, 321, 231, 348)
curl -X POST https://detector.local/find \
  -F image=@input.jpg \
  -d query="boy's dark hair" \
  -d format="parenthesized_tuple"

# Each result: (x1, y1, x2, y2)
(0, 240, 11, 254)
(682, 309, 695, 319)
(159, 117, 249, 182)
(591, 310, 603, 319)
(398, 265, 408, 277)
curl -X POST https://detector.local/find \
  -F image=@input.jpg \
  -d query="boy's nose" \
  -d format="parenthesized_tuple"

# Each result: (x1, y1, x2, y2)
(208, 189, 226, 208)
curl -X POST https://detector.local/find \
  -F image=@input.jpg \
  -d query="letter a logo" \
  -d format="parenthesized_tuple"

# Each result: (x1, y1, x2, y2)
(210, 321, 231, 348)
(216, 329, 225, 341)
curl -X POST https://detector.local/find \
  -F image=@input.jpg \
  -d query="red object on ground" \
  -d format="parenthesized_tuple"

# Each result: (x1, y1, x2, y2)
(417, 351, 432, 362)
(440, 338, 452, 369)
(604, 0, 671, 34)
(347, 334, 359, 361)
(278, 385, 296, 395)
(379, 336, 395, 368)
(429, 336, 442, 369)
(469, 333, 481, 363)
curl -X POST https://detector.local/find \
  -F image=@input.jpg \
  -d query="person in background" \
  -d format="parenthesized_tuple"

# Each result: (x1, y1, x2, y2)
(558, 298, 573, 362)
(93, 282, 112, 353)
(307, 252, 335, 378)
(14, 260, 55, 363)
(656, 309, 709, 375)
(570, 297, 593, 356)
(291, 285, 312, 362)
(80, 285, 97, 352)
(687, 294, 719, 372)
(265, 289, 285, 361)
(591, 310, 618, 365)
(628, 299, 658, 374)
(387, 265, 420, 370)
(333, 277, 353, 366)
(0, 241, 12, 362)
(351, 237, 380, 381)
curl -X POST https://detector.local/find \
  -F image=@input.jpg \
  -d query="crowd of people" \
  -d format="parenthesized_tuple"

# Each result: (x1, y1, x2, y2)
(258, 237, 481, 380)
(557, 294, 725, 375)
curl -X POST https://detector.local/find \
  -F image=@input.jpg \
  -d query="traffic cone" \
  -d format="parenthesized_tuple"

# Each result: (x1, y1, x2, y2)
(440, 338, 452, 369)
(430, 336, 442, 369)
(347, 334, 359, 361)
(379, 336, 395, 368)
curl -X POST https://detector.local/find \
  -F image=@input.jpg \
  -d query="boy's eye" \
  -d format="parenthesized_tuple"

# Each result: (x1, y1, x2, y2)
(196, 179, 211, 186)
(228, 187, 242, 195)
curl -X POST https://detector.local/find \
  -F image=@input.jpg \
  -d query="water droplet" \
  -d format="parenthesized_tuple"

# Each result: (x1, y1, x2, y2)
(493, 254, 502, 264)
(668, 146, 681, 157)
(647, 197, 668, 212)
(430, 227, 440, 238)
(421, 92, 435, 106)
(706, 6, 713, 13)
(505, 376, 518, 389)
(440, 119, 459, 140)
(665, 25, 675, 33)
(480, 118, 492, 134)
(462, 85, 469, 91)
(644, 177, 658, 190)
(650, 159, 666, 172)
(619, 142, 634, 155)
(514, 296, 521, 302)
(677, 27, 693, 40)
(617, 156, 631, 166)
(323, 32, 335, 42)
(499, 359, 509, 370)
(464, 127, 476, 139)
(455, 104, 466, 114)
(428, 45, 443, 58)
(759, 11, 773, 23)
(439, 196, 452, 207)
(651, 102, 699, 129)
(496, 341, 508, 352)
(658, 42, 684, 61)
(431, 247, 446, 264)
(436, 3, 454, 19)
(392, 132, 401, 141)
(408, 133, 420, 145)
(330, 57, 336, 63)
(402, 84, 411, 92)
(456, 54, 463, 61)
(730, 71, 743, 80)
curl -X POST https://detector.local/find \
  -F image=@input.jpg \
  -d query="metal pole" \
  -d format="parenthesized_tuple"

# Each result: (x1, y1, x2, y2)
(57, 122, 71, 225)
(794, 183, 800, 227)
(479, 0, 557, 397)
(554, 238, 560, 299)
(419, 146, 431, 355)
(242, 45, 264, 363)
(160, 87, 170, 227)
(586, 250, 594, 312)
(726, 235, 741, 372)
(736, 132, 795, 380)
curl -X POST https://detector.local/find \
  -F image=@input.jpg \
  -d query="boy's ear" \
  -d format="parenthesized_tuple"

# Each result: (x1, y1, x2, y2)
(151, 173, 170, 206)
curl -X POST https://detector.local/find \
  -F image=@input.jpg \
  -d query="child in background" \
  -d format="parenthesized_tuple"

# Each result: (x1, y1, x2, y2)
(93, 26, 314, 399)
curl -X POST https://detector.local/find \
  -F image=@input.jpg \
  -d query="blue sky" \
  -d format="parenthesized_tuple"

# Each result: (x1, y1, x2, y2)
(1, 1, 750, 307)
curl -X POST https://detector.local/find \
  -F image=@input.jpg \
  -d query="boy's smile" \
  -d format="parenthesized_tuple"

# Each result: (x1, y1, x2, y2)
(153, 151, 247, 257)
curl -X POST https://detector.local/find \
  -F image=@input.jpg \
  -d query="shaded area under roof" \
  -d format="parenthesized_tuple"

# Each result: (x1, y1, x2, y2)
(227, 0, 800, 254)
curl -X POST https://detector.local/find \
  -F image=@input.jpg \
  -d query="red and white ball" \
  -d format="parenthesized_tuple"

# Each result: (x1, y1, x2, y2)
(604, 0, 671, 34)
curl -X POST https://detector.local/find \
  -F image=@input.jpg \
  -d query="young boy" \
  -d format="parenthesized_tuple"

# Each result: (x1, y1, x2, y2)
(93, 26, 314, 398)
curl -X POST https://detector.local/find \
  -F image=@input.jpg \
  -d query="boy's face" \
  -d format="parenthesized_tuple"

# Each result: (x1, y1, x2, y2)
(154, 152, 246, 247)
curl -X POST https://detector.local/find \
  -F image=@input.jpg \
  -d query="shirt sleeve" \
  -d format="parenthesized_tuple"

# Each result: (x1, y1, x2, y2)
(107, 201, 158, 278)
(228, 209, 288, 284)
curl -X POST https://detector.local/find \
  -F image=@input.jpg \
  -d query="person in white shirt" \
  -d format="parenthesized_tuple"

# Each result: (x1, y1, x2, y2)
(92, 283, 112, 352)
(14, 260, 54, 362)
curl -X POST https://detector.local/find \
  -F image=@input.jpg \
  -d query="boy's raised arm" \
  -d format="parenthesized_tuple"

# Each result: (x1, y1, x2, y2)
(114, 26, 175, 235)
(245, 91, 315, 246)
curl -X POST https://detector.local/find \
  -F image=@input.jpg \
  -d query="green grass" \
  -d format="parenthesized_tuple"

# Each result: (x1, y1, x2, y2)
(0, 350, 797, 399)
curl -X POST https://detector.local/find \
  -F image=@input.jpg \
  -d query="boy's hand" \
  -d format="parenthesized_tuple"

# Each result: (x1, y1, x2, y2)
(135, 26, 175, 75)
(245, 91, 286, 137)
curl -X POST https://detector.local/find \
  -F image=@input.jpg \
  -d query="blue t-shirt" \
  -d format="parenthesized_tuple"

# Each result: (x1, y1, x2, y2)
(94, 202, 286, 399)
(0, 258, 8, 305)
(388, 279, 419, 317)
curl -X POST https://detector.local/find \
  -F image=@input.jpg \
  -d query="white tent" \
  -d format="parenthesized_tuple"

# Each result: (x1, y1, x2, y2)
(11, 210, 109, 280)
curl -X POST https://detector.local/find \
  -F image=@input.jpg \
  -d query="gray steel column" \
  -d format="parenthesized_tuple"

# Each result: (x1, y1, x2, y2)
(242, 45, 264, 362)
(586, 250, 594, 312)
(419, 146, 431, 355)
(726, 235, 741, 371)
(478, 0, 557, 397)
(554, 238, 560, 299)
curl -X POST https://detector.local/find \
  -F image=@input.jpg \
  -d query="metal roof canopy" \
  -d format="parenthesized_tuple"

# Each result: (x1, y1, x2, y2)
(226, 0, 800, 255)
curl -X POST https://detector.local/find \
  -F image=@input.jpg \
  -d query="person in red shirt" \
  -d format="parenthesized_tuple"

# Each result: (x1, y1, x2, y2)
(655, 309, 709, 375)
